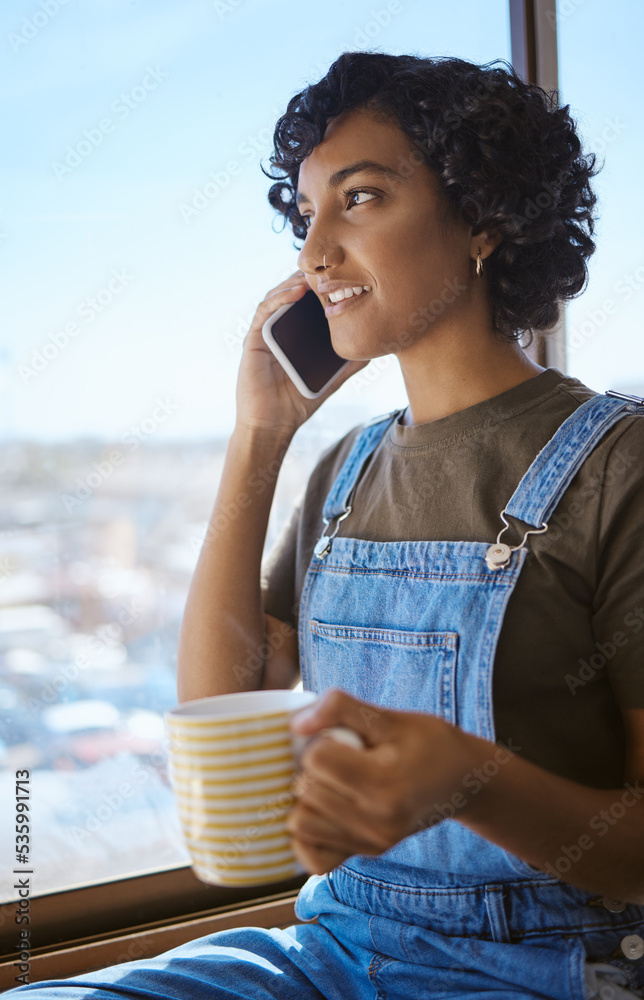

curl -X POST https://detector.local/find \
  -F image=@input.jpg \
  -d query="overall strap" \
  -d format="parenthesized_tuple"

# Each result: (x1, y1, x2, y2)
(313, 410, 398, 559)
(322, 410, 398, 521)
(505, 393, 644, 528)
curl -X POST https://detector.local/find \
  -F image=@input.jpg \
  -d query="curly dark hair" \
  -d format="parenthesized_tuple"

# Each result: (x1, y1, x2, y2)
(262, 51, 600, 345)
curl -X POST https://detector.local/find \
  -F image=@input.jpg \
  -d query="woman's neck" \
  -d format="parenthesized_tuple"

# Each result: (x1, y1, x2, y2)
(397, 332, 545, 428)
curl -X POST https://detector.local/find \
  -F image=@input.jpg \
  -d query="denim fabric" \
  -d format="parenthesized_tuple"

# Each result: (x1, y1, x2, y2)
(5, 394, 644, 1000)
(294, 392, 644, 998)
(3, 921, 376, 1000)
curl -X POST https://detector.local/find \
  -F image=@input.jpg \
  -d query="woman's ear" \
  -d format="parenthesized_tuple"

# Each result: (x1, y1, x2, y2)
(471, 228, 502, 263)
(486, 228, 503, 252)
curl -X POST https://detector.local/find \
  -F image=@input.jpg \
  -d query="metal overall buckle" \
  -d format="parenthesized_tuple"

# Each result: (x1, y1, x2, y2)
(313, 506, 353, 560)
(605, 389, 644, 405)
(485, 509, 549, 571)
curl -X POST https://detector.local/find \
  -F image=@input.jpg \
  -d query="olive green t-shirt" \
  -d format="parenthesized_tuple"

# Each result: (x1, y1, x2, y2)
(261, 368, 644, 789)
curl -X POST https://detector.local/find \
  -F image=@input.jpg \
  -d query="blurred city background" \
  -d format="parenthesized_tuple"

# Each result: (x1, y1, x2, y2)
(1, 0, 643, 897)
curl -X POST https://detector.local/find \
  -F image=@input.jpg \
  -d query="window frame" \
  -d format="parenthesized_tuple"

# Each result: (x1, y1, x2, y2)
(509, 0, 567, 370)
(0, 864, 308, 955)
(0, 868, 306, 987)
(0, 864, 308, 982)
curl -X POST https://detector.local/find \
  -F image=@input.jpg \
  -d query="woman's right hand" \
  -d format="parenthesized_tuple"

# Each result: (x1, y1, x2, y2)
(235, 270, 369, 438)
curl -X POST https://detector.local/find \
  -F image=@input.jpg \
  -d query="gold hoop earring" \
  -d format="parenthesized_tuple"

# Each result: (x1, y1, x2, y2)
(476, 247, 483, 277)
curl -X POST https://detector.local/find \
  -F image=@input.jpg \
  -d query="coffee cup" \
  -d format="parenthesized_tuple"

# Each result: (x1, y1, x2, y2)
(164, 689, 364, 887)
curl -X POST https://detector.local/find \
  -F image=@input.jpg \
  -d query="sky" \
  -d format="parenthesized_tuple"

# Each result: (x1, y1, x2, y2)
(1, 0, 642, 442)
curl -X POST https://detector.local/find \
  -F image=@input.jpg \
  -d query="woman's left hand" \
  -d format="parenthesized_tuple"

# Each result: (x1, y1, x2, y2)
(286, 688, 479, 875)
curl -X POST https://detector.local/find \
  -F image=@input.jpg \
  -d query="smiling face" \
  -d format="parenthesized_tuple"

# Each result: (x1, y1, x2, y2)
(295, 107, 478, 361)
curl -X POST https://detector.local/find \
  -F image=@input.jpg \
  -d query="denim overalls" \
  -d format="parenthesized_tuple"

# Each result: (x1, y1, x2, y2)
(7, 392, 644, 1000)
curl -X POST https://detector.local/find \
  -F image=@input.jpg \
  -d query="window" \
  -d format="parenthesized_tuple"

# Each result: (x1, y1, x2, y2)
(557, 0, 644, 393)
(1, 0, 510, 914)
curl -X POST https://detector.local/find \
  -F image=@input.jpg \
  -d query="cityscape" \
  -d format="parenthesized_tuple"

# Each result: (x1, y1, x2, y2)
(0, 422, 345, 899)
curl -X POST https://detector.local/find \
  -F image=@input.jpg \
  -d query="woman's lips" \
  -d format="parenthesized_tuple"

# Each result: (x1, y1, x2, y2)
(324, 290, 372, 318)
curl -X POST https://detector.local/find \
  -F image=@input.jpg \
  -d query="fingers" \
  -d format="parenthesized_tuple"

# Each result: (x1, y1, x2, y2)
(298, 735, 404, 819)
(292, 771, 395, 849)
(263, 270, 308, 300)
(290, 838, 348, 876)
(290, 688, 393, 745)
(250, 278, 308, 332)
(291, 758, 356, 804)
(287, 798, 386, 856)
(297, 735, 371, 801)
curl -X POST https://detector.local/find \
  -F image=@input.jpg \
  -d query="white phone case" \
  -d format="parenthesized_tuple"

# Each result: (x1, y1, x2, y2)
(262, 300, 350, 399)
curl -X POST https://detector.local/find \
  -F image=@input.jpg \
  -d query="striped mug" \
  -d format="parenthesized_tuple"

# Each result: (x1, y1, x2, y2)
(164, 689, 363, 887)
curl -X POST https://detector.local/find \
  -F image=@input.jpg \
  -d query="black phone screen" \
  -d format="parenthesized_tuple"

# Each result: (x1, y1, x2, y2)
(271, 289, 348, 394)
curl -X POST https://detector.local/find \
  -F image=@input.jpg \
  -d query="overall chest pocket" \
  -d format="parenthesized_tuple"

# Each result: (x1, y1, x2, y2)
(309, 620, 459, 722)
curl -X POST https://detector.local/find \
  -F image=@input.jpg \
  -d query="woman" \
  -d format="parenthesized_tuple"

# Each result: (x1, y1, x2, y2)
(9, 51, 644, 1000)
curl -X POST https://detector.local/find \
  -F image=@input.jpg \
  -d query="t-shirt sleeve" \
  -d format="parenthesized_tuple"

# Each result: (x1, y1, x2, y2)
(593, 416, 644, 708)
(260, 421, 368, 631)
(260, 490, 303, 629)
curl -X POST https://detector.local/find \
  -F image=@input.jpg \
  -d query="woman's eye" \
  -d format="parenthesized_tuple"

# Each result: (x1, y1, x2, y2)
(347, 189, 376, 206)
(300, 190, 375, 231)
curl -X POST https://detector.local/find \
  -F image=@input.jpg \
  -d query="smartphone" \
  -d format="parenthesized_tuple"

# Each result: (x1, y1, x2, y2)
(262, 288, 351, 399)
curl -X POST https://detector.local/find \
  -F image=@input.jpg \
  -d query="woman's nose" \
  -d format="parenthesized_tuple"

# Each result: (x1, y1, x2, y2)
(297, 255, 328, 275)
(297, 232, 342, 274)
(296, 211, 342, 275)
(297, 236, 328, 276)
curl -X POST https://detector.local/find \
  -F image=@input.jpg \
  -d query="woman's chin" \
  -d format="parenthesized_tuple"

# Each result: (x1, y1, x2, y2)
(330, 326, 383, 363)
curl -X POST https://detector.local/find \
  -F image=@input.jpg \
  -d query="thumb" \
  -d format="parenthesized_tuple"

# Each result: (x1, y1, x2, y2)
(289, 687, 393, 747)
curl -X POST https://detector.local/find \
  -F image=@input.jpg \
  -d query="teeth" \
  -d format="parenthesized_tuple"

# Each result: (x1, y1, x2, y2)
(328, 285, 372, 303)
